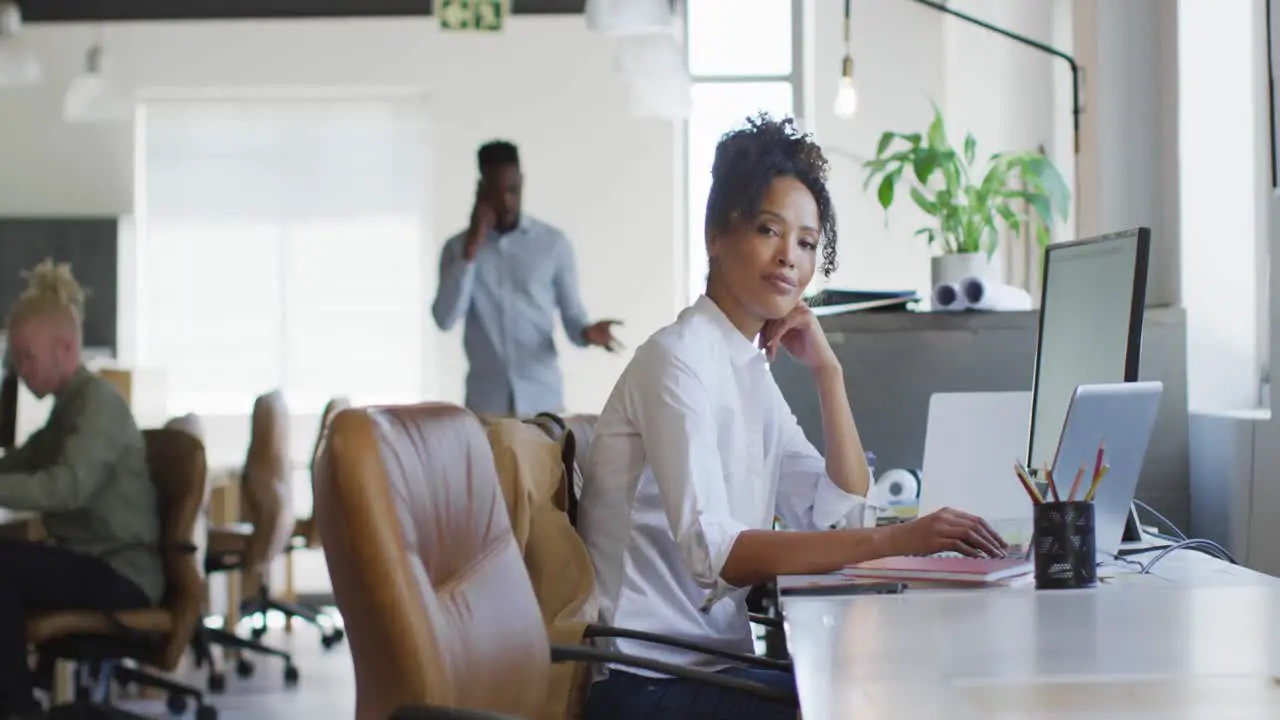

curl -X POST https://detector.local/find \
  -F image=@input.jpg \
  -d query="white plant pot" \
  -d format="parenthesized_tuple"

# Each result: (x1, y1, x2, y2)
(931, 252, 997, 289)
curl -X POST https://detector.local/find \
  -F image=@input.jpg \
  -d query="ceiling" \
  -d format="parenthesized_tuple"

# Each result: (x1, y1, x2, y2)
(18, 0, 588, 22)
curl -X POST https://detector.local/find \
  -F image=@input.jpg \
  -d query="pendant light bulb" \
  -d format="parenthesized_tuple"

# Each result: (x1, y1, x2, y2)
(834, 55, 858, 119)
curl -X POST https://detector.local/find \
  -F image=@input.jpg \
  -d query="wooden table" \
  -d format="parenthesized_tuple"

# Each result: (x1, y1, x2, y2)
(781, 550, 1280, 719)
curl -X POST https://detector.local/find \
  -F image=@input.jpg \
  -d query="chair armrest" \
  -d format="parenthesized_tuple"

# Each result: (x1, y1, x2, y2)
(100, 611, 162, 645)
(550, 643, 797, 705)
(388, 707, 522, 720)
(748, 612, 783, 630)
(168, 541, 199, 554)
(582, 624, 790, 672)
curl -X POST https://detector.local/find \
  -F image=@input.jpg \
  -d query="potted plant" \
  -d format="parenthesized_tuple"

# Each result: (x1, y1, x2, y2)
(862, 105, 1071, 289)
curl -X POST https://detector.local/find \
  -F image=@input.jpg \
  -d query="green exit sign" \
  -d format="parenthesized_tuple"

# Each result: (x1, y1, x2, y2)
(439, 0, 507, 32)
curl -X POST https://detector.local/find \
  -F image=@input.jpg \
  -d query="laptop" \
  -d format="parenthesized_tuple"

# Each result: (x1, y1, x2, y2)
(918, 391, 1033, 526)
(1049, 381, 1164, 557)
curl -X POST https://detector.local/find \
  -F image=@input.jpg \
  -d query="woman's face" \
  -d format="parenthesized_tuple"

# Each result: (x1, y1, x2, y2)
(8, 317, 70, 399)
(707, 175, 820, 322)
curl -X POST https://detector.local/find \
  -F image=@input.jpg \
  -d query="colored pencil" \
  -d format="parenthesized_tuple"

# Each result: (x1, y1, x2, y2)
(1067, 464, 1086, 502)
(1045, 464, 1060, 502)
(1084, 464, 1110, 502)
(1014, 462, 1044, 504)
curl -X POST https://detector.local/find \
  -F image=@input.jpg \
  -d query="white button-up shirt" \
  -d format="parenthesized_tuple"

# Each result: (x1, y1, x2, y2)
(578, 295, 869, 673)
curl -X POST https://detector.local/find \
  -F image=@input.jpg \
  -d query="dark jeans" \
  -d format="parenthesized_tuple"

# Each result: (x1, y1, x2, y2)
(0, 539, 151, 713)
(583, 666, 798, 720)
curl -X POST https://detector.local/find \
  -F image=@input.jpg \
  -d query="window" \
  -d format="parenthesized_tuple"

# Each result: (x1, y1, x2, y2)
(684, 0, 801, 304)
(136, 99, 431, 415)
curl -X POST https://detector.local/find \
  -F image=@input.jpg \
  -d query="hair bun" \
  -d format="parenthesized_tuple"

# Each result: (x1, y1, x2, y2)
(19, 258, 87, 318)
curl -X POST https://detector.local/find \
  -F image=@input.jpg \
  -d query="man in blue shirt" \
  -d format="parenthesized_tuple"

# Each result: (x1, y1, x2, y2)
(432, 141, 621, 417)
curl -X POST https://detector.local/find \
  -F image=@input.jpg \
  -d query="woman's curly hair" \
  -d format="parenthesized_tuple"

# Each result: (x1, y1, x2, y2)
(704, 113, 839, 277)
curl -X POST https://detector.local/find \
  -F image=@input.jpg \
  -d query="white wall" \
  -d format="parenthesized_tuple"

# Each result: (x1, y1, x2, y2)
(808, 0, 944, 297)
(807, 0, 1068, 299)
(1178, 0, 1265, 412)
(0, 17, 681, 437)
(943, 0, 1072, 293)
(1073, 0, 1182, 308)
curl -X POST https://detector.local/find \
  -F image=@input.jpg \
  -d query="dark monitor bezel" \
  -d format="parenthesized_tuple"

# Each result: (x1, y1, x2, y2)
(1026, 226, 1152, 468)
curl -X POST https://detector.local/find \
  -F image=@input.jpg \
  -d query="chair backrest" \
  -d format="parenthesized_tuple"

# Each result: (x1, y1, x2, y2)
(561, 414, 598, 473)
(241, 390, 293, 586)
(315, 403, 550, 720)
(164, 413, 206, 441)
(561, 413, 597, 520)
(486, 417, 598, 720)
(301, 396, 349, 547)
(142, 428, 210, 670)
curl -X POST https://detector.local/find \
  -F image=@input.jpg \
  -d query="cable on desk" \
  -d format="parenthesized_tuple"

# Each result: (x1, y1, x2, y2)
(1103, 554, 1146, 571)
(1139, 539, 1238, 574)
(1132, 498, 1188, 541)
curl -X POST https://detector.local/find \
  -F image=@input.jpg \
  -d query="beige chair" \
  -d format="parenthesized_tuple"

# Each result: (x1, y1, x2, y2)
(200, 390, 299, 688)
(164, 413, 206, 441)
(486, 414, 793, 720)
(245, 396, 349, 648)
(30, 429, 217, 719)
(315, 403, 792, 720)
(561, 414, 598, 472)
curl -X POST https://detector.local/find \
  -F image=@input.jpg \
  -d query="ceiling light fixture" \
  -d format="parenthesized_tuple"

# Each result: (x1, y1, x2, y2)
(585, 0, 690, 120)
(833, 0, 857, 120)
(0, 2, 41, 88)
(64, 40, 132, 123)
(585, 0, 673, 35)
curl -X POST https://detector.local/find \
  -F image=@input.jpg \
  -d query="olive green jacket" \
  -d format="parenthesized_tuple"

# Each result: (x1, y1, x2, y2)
(0, 367, 163, 603)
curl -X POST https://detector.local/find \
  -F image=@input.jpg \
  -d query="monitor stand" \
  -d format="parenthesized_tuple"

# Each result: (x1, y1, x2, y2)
(1115, 503, 1177, 555)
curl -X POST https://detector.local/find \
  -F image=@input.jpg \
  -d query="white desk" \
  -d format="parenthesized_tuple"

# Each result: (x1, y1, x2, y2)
(0, 507, 39, 540)
(781, 550, 1280, 719)
(0, 507, 32, 522)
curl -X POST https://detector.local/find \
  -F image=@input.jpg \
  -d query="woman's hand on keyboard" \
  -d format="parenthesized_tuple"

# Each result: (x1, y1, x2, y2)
(885, 508, 1009, 558)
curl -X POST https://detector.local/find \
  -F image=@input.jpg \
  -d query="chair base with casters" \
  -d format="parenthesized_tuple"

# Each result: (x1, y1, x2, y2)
(240, 580, 345, 650)
(34, 635, 217, 720)
(391, 642, 797, 719)
(201, 530, 304, 690)
(189, 623, 300, 693)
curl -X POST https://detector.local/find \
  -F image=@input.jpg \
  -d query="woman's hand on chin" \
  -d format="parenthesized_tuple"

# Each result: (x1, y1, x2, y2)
(759, 301, 839, 371)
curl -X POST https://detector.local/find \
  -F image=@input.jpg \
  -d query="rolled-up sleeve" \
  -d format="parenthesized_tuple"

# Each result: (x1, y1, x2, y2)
(626, 343, 749, 607)
(775, 413, 874, 531)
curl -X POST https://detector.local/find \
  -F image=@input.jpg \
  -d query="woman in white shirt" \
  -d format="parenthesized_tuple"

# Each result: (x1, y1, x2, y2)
(578, 114, 1008, 720)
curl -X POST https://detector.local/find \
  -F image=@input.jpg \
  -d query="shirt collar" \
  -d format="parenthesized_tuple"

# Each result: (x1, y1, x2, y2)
(54, 365, 92, 403)
(493, 214, 531, 240)
(690, 295, 763, 366)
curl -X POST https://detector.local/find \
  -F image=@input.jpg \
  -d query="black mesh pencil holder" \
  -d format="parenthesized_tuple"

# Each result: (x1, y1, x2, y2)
(1033, 501, 1097, 590)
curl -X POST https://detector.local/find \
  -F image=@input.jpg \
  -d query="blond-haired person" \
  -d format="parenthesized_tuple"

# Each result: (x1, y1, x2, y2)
(0, 260, 161, 719)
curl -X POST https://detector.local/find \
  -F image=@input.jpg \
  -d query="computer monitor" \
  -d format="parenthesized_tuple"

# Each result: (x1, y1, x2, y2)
(1027, 227, 1151, 470)
(0, 369, 15, 451)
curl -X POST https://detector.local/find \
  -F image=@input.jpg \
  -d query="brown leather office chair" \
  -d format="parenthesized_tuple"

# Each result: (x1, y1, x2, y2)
(31, 428, 217, 720)
(533, 412, 791, 661)
(487, 416, 792, 720)
(316, 403, 793, 720)
(199, 390, 299, 688)
(244, 396, 348, 648)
